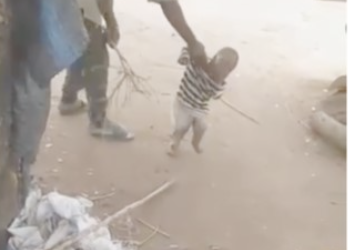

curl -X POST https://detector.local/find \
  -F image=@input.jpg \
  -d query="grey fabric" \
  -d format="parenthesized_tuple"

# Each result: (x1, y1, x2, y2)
(0, 1, 17, 247)
(0, 66, 50, 250)
(0, 0, 89, 246)
(62, 19, 109, 125)
(6, 0, 88, 189)
(0, 0, 12, 178)
(11, 66, 51, 165)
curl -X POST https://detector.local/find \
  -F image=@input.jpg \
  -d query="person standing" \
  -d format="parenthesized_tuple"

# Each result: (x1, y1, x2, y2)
(59, 0, 207, 141)
(0, 0, 88, 248)
(59, 0, 133, 140)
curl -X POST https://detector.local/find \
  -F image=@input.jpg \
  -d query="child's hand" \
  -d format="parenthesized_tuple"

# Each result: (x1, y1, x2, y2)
(178, 56, 189, 66)
(178, 47, 190, 65)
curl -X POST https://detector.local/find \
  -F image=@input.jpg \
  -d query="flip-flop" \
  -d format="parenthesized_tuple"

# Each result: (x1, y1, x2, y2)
(89, 121, 135, 142)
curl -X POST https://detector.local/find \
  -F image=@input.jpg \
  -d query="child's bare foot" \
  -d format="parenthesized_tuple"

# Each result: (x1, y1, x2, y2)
(192, 142, 203, 154)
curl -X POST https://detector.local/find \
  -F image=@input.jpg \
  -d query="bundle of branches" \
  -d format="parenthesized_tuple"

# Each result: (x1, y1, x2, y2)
(108, 48, 152, 105)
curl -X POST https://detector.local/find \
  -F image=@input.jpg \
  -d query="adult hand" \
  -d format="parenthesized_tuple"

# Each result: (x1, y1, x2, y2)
(106, 24, 120, 49)
(188, 40, 208, 69)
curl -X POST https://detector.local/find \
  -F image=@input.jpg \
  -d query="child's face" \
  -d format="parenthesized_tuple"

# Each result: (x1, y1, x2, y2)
(208, 51, 238, 83)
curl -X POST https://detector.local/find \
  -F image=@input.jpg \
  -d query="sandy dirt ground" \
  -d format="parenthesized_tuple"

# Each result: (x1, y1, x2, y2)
(34, 0, 346, 249)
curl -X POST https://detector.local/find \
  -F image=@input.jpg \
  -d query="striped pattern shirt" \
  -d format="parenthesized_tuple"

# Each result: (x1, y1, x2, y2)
(177, 48, 225, 112)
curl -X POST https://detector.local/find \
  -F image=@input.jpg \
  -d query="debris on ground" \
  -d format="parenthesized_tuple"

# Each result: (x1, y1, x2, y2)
(7, 180, 175, 250)
(7, 186, 127, 250)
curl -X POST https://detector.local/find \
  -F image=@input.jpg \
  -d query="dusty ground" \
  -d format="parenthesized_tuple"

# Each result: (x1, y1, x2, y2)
(34, 0, 346, 249)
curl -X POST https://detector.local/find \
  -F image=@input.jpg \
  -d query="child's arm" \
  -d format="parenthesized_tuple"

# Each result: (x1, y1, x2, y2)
(177, 47, 190, 66)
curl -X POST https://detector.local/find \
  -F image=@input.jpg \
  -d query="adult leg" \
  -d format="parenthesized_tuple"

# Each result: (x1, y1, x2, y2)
(83, 20, 133, 140)
(11, 65, 51, 203)
(83, 20, 108, 126)
(0, 64, 51, 249)
(59, 50, 86, 115)
(169, 99, 193, 156)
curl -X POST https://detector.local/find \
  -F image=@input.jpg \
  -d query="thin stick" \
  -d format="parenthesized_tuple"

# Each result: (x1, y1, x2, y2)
(124, 240, 141, 246)
(298, 119, 310, 131)
(90, 191, 116, 202)
(220, 98, 260, 125)
(44, 180, 175, 250)
(139, 227, 160, 247)
(137, 218, 171, 238)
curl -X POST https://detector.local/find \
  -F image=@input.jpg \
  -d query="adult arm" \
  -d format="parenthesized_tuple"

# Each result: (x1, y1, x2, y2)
(151, 0, 208, 68)
(153, 0, 196, 46)
(97, 0, 120, 48)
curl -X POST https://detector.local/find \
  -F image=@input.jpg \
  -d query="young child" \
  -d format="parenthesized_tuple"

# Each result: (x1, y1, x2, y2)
(168, 47, 239, 156)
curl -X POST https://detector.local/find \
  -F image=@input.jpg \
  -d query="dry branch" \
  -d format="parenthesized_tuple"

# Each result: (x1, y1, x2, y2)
(43, 180, 175, 250)
(90, 191, 116, 202)
(108, 48, 152, 104)
(139, 226, 159, 247)
(137, 218, 171, 239)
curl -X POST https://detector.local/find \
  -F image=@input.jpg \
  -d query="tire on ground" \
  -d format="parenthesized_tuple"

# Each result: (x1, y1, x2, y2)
(310, 76, 346, 152)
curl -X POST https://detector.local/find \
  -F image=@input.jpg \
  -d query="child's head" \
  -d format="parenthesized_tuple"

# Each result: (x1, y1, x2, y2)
(208, 47, 239, 83)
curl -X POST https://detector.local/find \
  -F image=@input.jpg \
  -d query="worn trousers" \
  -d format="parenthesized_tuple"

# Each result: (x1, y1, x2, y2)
(0, 64, 50, 249)
(62, 19, 109, 125)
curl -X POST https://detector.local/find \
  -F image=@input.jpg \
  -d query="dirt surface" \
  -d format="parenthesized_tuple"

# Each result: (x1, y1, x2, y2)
(34, 0, 346, 249)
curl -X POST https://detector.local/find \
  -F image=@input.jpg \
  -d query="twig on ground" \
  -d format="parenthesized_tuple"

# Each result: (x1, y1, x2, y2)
(139, 227, 160, 247)
(44, 180, 175, 250)
(220, 98, 260, 125)
(122, 240, 141, 247)
(90, 191, 116, 202)
(112, 239, 141, 247)
(137, 218, 171, 239)
(298, 119, 310, 131)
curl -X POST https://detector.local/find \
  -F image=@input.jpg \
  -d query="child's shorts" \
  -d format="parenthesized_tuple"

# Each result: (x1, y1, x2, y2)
(171, 97, 207, 133)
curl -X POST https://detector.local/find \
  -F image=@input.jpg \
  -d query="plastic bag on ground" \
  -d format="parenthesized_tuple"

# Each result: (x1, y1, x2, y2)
(7, 187, 128, 250)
